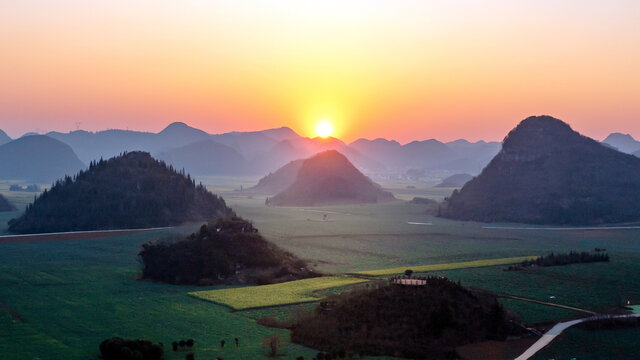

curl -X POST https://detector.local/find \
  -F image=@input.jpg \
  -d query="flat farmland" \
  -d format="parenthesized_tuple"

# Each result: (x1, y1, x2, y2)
(1, 180, 640, 359)
(0, 229, 324, 360)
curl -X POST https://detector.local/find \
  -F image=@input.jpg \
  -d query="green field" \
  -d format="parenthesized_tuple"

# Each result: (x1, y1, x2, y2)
(356, 256, 538, 276)
(533, 326, 640, 360)
(1, 178, 640, 359)
(191, 276, 368, 310)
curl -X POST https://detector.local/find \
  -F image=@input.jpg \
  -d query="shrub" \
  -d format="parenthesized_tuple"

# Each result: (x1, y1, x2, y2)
(262, 332, 282, 357)
(99, 337, 163, 360)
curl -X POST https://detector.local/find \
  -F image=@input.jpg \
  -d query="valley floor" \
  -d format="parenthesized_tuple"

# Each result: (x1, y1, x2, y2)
(1, 180, 640, 359)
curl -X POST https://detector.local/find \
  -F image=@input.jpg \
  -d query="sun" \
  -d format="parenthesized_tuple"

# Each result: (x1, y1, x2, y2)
(315, 120, 334, 138)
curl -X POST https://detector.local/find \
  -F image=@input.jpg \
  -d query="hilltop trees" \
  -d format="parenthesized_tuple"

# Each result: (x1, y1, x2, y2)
(291, 277, 522, 359)
(138, 216, 317, 285)
(8, 152, 231, 233)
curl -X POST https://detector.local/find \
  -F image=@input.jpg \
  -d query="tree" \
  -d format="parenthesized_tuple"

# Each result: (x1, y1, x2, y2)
(262, 332, 282, 357)
(404, 269, 413, 278)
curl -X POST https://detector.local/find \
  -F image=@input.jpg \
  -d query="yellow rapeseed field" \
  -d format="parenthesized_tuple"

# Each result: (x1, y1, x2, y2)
(356, 256, 538, 276)
(190, 276, 368, 310)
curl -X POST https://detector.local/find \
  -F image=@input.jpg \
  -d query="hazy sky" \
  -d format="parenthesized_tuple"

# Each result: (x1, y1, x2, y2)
(1, 1, 640, 143)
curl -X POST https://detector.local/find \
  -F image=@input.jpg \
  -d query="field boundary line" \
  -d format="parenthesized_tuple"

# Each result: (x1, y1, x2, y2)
(189, 276, 368, 311)
(355, 256, 538, 276)
(189, 294, 329, 312)
(494, 293, 597, 315)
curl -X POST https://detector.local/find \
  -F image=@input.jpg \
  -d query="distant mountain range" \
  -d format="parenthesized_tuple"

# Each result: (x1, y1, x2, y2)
(349, 138, 501, 174)
(0, 130, 11, 146)
(42, 122, 503, 176)
(440, 116, 640, 225)
(1, 122, 638, 183)
(601, 133, 640, 154)
(0, 135, 85, 183)
(156, 139, 248, 176)
(268, 150, 395, 206)
(249, 159, 304, 195)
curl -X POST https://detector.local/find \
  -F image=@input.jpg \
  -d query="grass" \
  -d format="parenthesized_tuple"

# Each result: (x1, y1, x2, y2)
(190, 276, 369, 310)
(497, 298, 584, 324)
(355, 256, 538, 276)
(533, 326, 640, 360)
(0, 229, 324, 360)
(2, 178, 640, 358)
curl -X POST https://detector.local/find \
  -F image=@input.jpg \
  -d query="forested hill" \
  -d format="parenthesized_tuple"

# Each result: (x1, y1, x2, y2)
(0, 194, 16, 212)
(439, 116, 640, 225)
(8, 152, 232, 234)
(139, 216, 317, 285)
(269, 150, 395, 206)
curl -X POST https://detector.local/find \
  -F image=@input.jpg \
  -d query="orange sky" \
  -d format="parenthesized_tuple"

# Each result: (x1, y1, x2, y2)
(1, 1, 640, 143)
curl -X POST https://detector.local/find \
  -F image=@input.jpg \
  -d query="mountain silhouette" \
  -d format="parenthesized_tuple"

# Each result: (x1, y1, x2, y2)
(46, 123, 211, 164)
(8, 151, 231, 233)
(268, 150, 395, 206)
(0, 135, 85, 183)
(32, 122, 504, 177)
(441, 140, 501, 174)
(439, 115, 640, 225)
(350, 138, 456, 170)
(602, 133, 640, 154)
(349, 137, 499, 174)
(157, 122, 210, 145)
(0, 129, 11, 146)
(156, 139, 248, 175)
(249, 159, 304, 194)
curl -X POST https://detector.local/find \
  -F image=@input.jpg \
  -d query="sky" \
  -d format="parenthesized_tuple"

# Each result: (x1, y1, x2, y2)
(1, 1, 640, 143)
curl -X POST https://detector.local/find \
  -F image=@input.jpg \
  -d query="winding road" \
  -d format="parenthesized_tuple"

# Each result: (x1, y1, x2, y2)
(514, 313, 640, 360)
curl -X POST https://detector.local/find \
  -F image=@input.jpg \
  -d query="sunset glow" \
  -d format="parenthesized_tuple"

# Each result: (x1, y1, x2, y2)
(1, 1, 640, 142)
(315, 120, 334, 138)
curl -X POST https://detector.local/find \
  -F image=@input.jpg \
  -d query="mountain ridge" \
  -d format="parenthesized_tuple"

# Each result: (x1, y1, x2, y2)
(0, 135, 85, 183)
(268, 150, 395, 206)
(439, 115, 640, 225)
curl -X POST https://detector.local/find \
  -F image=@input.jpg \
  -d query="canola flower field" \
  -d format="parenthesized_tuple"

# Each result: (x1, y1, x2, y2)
(190, 276, 368, 310)
(356, 256, 538, 276)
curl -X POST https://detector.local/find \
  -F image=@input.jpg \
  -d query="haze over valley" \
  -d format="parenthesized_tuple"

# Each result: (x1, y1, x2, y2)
(3, 1, 640, 359)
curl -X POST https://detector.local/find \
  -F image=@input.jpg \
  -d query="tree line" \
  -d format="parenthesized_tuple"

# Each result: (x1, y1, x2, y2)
(520, 251, 609, 267)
